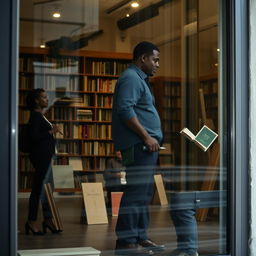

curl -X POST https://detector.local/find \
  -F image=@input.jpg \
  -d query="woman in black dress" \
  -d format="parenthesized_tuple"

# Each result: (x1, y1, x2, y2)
(25, 88, 62, 235)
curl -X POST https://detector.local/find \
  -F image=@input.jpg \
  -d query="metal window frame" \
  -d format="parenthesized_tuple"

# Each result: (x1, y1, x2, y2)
(0, 0, 19, 255)
(0, 0, 249, 255)
(228, 0, 249, 255)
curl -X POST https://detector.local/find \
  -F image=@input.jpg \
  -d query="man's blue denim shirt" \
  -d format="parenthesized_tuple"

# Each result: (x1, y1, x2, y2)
(112, 64, 163, 151)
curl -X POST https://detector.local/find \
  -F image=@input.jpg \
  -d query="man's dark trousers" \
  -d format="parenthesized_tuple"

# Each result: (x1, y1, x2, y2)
(116, 143, 159, 244)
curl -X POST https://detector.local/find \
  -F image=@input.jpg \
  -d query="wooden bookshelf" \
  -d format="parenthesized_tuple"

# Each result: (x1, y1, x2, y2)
(151, 76, 181, 166)
(152, 75, 218, 166)
(18, 47, 132, 191)
(199, 74, 218, 129)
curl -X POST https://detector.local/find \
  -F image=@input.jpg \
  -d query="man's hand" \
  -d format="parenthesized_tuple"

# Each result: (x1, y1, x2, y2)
(144, 136, 160, 152)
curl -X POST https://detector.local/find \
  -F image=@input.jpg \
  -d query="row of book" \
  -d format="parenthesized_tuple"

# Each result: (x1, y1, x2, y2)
(19, 56, 81, 73)
(18, 154, 34, 172)
(57, 141, 82, 154)
(205, 97, 218, 108)
(163, 98, 182, 108)
(95, 95, 112, 108)
(162, 109, 181, 120)
(38, 75, 81, 91)
(57, 141, 114, 155)
(19, 56, 43, 73)
(19, 94, 27, 106)
(201, 80, 218, 94)
(96, 109, 112, 121)
(19, 174, 33, 189)
(46, 107, 93, 121)
(56, 95, 113, 108)
(85, 60, 129, 76)
(53, 156, 108, 170)
(20, 55, 129, 75)
(17, 108, 112, 122)
(76, 109, 93, 120)
(82, 141, 114, 155)
(84, 77, 117, 92)
(55, 123, 112, 139)
(163, 83, 181, 96)
(19, 110, 30, 123)
(19, 75, 118, 93)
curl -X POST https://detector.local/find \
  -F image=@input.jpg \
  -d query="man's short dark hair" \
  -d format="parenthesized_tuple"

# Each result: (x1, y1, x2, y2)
(133, 41, 159, 61)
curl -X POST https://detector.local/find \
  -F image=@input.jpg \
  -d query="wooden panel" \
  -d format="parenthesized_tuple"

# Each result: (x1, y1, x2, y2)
(44, 183, 63, 231)
(81, 183, 108, 224)
(153, 174, 168, 206)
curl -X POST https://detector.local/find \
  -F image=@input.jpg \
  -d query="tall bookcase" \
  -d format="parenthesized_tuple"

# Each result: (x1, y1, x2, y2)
(18, 47, 132, 191)
(151, 77, 181, 166)
(199, 74, 218, 129)
(152, 75, 218, 167)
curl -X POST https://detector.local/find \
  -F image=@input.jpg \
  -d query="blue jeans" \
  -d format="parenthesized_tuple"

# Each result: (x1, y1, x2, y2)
(170, 209, 198, 254)
(116, 143, 159, 244)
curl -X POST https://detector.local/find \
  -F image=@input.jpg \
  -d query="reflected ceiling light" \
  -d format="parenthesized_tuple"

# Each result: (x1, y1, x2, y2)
(131, 1, 139, 8)
(125, 8, 130, 17)
(52, 5, 61, 18)
(217, 48, 220, 52)
(40, 43, 46, 48)
(53, 11, 61, 18)
(214, 63, 218, 67)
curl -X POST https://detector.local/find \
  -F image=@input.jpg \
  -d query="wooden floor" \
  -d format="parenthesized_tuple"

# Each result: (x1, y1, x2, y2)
(18, 196, 224, 256)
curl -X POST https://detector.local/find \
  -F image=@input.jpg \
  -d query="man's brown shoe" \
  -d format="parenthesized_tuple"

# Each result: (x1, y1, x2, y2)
(115, 241, 154, 255)
(138, 239, 166, 251)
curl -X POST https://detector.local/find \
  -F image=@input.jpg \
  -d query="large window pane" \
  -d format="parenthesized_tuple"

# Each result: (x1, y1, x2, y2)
(18, 1, 227, 255)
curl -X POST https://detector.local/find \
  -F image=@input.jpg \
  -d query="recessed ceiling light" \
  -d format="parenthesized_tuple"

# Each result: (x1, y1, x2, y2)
(126, 13, 130, 17)
(40, 43, 46, 48)
(131, 1, 139, 8)
(53, 11, 61, 18)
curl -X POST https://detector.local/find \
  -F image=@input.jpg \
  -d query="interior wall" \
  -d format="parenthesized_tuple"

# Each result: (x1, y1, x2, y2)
(19, 0, 218, 78)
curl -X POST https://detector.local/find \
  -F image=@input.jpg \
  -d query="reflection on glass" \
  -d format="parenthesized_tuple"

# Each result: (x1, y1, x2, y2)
(18, 0, 227, 255)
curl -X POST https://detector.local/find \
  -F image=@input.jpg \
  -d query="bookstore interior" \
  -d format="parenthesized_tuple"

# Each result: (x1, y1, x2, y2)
(18, 0, 227, 255)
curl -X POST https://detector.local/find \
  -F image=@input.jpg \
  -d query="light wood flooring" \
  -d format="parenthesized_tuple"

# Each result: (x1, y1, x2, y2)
(18, 196, 225, 256)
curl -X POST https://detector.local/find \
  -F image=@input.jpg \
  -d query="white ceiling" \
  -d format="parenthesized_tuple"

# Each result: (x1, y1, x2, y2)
(20, 0, 160, 42)
(19, 0, 218, 54)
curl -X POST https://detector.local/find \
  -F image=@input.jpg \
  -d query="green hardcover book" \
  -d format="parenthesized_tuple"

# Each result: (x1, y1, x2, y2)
(180, 125, 218, 152)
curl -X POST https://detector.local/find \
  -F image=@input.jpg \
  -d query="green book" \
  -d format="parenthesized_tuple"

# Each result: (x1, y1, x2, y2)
(180, 125, 218, 152)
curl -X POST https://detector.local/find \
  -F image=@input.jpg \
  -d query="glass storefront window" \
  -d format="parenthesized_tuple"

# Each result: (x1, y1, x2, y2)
(18, 0, 227, 255)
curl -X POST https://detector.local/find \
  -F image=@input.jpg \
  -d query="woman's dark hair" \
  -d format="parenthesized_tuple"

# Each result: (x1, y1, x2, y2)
(26, 88, 45, 111)
(133, 41, 159, 61)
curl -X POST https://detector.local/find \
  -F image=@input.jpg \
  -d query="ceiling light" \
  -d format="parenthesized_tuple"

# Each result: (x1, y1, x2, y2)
(217, 48, 220, 52)
(40, 43, 46, 48)
(52, 5, 61, 18)
(131, 1, 139, 8)
(53, 11, 61, 18)
(126, 13, 130, 17)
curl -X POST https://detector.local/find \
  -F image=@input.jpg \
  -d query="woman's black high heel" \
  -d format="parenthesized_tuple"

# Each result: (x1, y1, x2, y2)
(42, 219, 62, 234)
(25, 221, 44, 235)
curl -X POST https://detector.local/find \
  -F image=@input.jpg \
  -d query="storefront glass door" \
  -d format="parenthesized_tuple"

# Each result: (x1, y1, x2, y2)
(17, 1, 228, 255)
